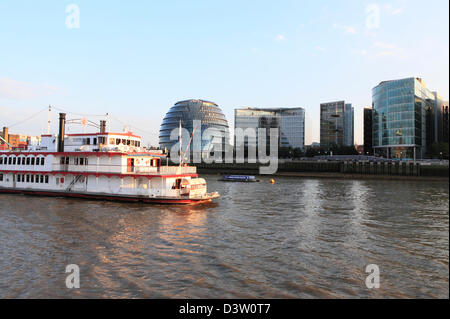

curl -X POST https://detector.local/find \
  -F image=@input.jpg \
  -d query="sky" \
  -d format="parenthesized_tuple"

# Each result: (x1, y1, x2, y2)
(0, 0, 449, 147)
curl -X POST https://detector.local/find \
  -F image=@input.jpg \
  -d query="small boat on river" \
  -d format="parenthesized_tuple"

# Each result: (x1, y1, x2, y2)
(219, 175, 260, 183)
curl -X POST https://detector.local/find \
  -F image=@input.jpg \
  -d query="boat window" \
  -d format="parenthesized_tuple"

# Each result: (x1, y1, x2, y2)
(30, 175, 34, 183)
(122, 139, 126, 145)
(8, 157, 11, 165)
(60, 157, 65, 164)
(109, 138, 115, 145)
(45, 175, 49, 184)
(0, 173, 3, 181)
(40, 175, 44, 183)
(56, 178, 59, 185)
(26, 158, 30, 165)
(12, 157, 16, 165)
(116, 138, 120, 145)
(93, 138, 97, 145)
(65, 157, 69, 165)
(86, 138, 90, 145)
(41, 157, 45, 165)
(26, 175, 30, 183)
(35, 175, 39, 183)
(74, 158, 79, 165)
(79, 158, 84, 165)
(0, 157, 3, 165)
(31, 157, 35, 165)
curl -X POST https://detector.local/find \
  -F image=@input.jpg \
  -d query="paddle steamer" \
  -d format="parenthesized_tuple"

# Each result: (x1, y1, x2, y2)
(0, 113, 219, 204)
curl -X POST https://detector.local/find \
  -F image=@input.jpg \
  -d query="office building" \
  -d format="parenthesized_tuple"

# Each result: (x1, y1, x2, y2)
(320, 101, 354, 148)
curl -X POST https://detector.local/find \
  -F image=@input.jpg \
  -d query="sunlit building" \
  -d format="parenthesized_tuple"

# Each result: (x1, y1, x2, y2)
(159, 99, 230, 159)
(372, 77, 448, 159)
(234, 107, 305, 152)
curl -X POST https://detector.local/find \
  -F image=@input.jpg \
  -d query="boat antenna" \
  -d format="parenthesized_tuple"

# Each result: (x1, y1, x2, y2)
(47, 105, 52, 134)
(181, 124, 197, 165)
(179, 119, 182, 167)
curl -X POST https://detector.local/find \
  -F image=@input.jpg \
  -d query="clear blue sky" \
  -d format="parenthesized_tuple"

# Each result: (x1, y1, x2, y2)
(1, 0, 448, 146)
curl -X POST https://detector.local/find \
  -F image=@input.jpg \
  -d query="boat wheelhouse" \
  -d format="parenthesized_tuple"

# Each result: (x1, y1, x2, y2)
(0, 113, 219, 204)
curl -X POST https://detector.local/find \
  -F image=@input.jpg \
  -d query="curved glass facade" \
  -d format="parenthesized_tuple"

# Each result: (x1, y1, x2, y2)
(159, 99, 230, 155)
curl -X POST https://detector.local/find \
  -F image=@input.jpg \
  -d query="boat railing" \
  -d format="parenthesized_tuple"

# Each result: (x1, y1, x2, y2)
(50, 163, 196, 175)
(158, 166, 197, 175)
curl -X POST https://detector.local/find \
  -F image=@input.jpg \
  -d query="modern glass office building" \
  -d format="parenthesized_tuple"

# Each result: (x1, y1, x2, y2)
(159, 99, 230, 158)
(320, 101, 354, 148)
(372, 77, 447, 159)
(234, 107, 305, 151)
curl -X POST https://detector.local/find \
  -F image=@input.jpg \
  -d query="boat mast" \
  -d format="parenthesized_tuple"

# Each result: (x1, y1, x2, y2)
(179, 119, 182, 167)
(47, 105, 52, 134)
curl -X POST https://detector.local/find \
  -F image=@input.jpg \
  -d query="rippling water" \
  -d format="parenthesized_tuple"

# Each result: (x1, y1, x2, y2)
(0, 176, 448, 298)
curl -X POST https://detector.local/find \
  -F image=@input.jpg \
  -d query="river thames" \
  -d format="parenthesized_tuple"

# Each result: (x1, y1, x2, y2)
(0, 176, 448, 298)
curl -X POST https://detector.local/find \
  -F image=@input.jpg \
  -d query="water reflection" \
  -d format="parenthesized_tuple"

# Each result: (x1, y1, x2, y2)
(0, 177, 448, 298)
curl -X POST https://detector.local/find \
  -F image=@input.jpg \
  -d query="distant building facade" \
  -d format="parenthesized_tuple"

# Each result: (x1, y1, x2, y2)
(234, 107, 305, 152)
(0, 127, 40, 150)
(372, 77, 448, 159)
(363, 108, 373, 155)
(320, 101, 354, 148)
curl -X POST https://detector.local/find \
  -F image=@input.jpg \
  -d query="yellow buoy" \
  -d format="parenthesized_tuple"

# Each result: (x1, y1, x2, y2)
(270, 179, 275, 184)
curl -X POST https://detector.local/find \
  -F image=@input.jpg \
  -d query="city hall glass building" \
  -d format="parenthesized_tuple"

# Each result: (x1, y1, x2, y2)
(159, 99, 230, 158)
(320, 101, 354, 148)
(372, 77, 448, 159)
(234, 107, 305, 151)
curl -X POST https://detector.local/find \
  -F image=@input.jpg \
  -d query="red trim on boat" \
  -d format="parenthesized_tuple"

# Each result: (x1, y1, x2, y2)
(0, 188, 210, 205)
(0, 151, 166, 158)
(0, 169, 198, 179)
